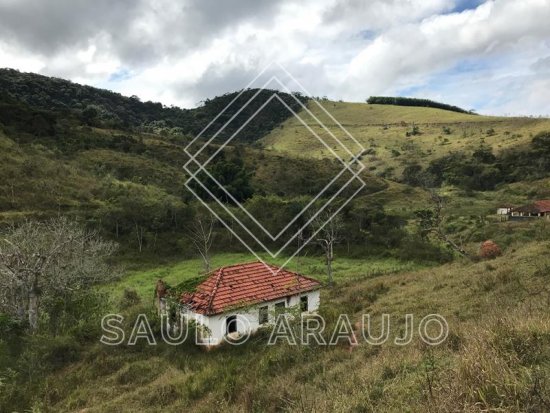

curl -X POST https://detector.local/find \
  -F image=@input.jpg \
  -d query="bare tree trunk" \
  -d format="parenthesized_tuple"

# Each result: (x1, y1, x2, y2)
(28, 285, 38, 332)
(314, 213, 342, 287)
(438, 233, 470, 258)
(135, 222, 143, 253)
(296, 230, 304, 273)
(326, 257, 333, 286)
(189, 217, 214, 273)
(16, 285, 26, 321)
(202, 248, 210, 273)
(326, 243, 334, 286)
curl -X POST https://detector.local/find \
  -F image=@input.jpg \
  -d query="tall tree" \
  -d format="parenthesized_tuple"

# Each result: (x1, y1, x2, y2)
(312, 212, 343, 286)
(188, 216, 215, 274)
(415, 189, 472, 259)
(0, 217, 117, 332)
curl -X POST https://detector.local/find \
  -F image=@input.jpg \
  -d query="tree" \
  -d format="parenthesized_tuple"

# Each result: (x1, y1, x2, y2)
(82, 105, 99, 126)
(480, 240, 502, 259)
(312, 212, 343, 286)
(190, 153, 254, 203)
(415, 189, 472, 259)
(0, 217, 117, 332)
(188, 216, 215, 274)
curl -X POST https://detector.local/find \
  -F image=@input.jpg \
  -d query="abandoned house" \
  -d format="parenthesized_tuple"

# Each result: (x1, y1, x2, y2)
(177, 261, 321, 346)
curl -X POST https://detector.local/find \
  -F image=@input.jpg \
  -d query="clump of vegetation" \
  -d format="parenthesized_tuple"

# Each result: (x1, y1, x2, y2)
(405, 123, 421, 137)
(411, 131, 550, 191)
(0, 217, 117, 332)
(120, 288, 141, 309)
(479, 240, 502, 259)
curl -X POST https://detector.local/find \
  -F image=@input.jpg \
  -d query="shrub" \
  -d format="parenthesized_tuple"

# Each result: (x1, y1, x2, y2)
(120, 288, 141, 310)
(479, 240, 502, 259)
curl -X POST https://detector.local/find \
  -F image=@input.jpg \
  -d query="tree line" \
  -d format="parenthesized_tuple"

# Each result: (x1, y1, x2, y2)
(367, 96, 473, 114)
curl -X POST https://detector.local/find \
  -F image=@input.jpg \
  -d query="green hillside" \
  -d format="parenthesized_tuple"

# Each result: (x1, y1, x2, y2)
(4, 240, 549, 412)
(262, 100, 550, 179)
(1, 71, 550, 413)
(0, 68, 308, 143)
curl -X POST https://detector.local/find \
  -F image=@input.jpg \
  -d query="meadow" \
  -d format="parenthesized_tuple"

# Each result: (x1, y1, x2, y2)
(108, 253, 427, 299)
(11, 239, 549, 413)
(262, 101, 550, 178)
(1, 70, 550, 412)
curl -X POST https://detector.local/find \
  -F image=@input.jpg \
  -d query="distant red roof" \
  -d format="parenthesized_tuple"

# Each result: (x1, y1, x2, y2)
(514, 200, 550, 214)
(180, 262, 321, 315)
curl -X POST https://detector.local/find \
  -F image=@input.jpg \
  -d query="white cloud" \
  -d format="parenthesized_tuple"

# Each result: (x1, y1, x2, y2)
(0, 42, 44, 73)
(341, 0, 550, 108)
(0, 0, 549, 115)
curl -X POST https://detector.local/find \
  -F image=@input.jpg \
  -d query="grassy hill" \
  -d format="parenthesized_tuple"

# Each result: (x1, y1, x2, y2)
(1, 70, 550, 412)
(262, 100, 550, 179)
(4, 239, 548, 412)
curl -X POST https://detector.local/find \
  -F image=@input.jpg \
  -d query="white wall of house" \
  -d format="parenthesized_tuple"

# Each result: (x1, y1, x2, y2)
(183, 289, 321, 346)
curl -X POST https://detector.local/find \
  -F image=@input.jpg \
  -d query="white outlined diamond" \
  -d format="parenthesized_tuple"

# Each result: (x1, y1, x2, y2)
(183, 63, 367, 275)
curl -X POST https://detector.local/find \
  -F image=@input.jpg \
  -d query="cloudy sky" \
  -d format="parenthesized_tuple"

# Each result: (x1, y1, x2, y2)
(0, 0, 549, 115)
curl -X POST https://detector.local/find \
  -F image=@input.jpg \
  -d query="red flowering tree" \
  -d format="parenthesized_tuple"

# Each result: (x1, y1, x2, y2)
(480, 240, 502, 259)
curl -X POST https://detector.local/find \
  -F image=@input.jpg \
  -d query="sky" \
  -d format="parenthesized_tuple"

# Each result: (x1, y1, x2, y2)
(0, 0, 549, 116)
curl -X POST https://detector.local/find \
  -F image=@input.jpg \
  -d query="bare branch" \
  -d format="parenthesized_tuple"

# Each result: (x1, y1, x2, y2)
(188, 216, 215, 273)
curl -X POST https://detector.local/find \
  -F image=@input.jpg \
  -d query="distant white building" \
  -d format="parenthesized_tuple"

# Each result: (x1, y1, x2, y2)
(496, 206, 514, 215)
(179, 261, 321, 346)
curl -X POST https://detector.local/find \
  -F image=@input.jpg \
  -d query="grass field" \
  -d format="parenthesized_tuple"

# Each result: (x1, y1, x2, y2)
(33, 239, 550, 412)
(262, 101, 550, 178)
(108, 253, 428, 299)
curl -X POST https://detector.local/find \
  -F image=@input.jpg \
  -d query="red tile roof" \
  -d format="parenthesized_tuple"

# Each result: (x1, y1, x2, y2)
(180, 262, 321, 315)
(514, 200, 550, 214)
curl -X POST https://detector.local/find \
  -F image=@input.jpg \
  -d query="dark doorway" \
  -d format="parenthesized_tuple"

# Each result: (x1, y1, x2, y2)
(226, 315, 237, 334)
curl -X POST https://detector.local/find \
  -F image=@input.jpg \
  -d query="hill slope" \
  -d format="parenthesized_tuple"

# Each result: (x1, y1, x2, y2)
(0, 68, 308, 143)
(6, 239, 549, 412)
(262, 100, 550, 178)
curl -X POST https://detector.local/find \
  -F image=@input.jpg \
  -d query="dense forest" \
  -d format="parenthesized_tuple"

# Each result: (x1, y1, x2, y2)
(0, 68, 308, 143)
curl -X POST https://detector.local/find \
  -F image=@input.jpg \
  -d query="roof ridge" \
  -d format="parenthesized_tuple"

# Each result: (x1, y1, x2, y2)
(206, 267, 225, 313)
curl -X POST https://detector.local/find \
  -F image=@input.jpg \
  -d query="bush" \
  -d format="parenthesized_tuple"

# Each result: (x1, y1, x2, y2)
(41, 290, 111, 340)
(120, 288, 141, 310)
(479, 240, 502, 259)
(397, 236, 453, 263)
(0, 313, 24, 337)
